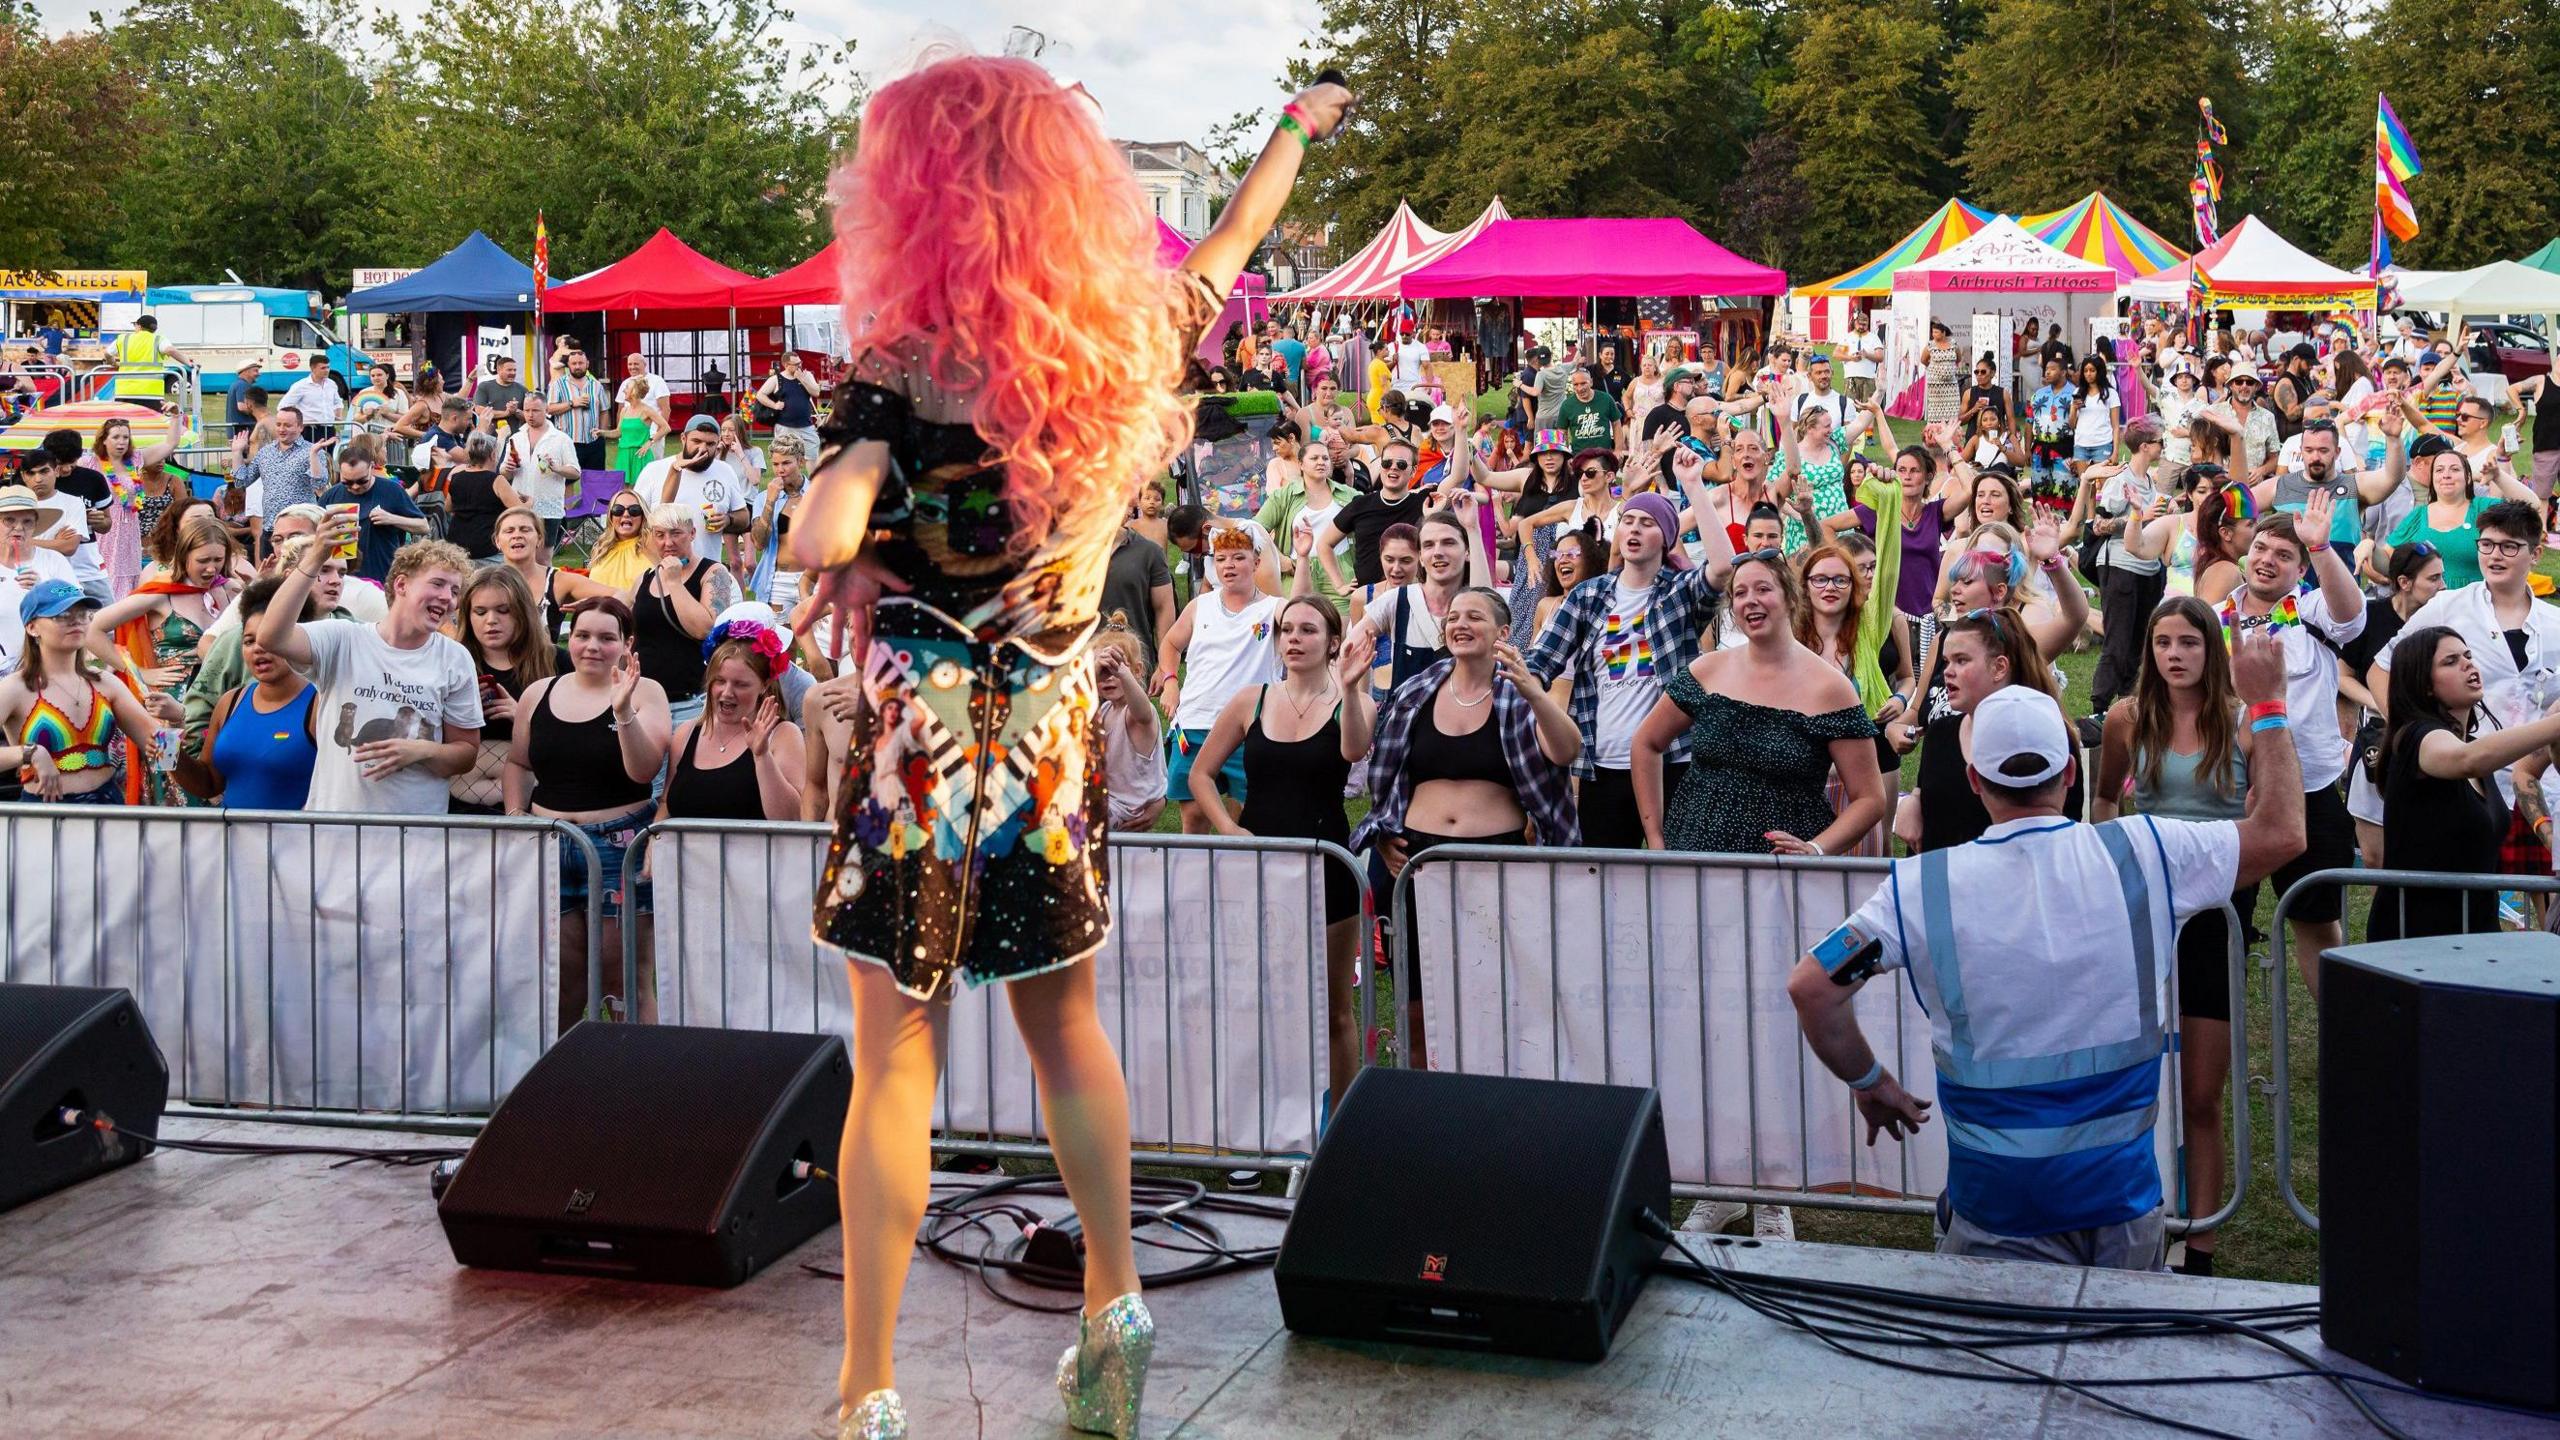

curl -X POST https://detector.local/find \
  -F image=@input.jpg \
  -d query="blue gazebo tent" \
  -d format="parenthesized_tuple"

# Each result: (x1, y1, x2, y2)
(345, 232, 535, 312)
(344, 232, 563, 389)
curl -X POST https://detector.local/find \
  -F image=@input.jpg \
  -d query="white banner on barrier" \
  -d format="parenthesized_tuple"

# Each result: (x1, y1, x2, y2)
(1, 814, 560, 1115)
(650, 829, 1327, 1159)
(1413, 856, 1948, 1201)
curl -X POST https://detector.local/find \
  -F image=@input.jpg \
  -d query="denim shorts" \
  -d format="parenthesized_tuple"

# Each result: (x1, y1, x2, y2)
(557, 800, 657, 919)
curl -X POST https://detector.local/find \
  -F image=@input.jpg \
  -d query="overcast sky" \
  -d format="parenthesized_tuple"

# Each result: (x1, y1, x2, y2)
(37, 0, 1323, 149)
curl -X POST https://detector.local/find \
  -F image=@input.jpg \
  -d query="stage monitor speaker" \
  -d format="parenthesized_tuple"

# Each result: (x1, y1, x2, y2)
(0, 983, 168, 1214)
(1274, 1068, 1670, 1362)
(438, 1022, 850, 1288)
(2320, 932, 2560, 1410)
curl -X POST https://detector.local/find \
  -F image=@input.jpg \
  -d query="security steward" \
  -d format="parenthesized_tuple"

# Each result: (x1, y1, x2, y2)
(1786, 634, 2305, 1270)
(109, 314, 183, 414)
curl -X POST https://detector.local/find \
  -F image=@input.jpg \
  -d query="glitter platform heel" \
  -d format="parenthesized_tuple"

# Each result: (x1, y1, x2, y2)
(839, 1388, 906, 1439)
(1057, 1291, 1153, 1439)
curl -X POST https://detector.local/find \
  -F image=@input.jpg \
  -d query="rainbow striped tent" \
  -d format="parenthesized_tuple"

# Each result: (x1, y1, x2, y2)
(2021, 192, 2187, 280)
(1798, 200, 1997, 298)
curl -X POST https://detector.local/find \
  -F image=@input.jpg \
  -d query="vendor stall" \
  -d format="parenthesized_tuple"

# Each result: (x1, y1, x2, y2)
(1793, 199, 1994, 342)
(1401, 216, 1785, 373)
(343, 231, 539, 385)
(539, 228, 772, 423)
(0, 269, 147, 356)
(1883, 216, 2115, 419)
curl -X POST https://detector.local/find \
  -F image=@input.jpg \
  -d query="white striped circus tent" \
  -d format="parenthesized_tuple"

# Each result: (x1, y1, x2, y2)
(1278, 200, 1449, 302)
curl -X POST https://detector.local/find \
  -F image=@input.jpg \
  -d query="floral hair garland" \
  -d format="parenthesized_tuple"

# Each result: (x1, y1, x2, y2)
(703, 618, 789, 677)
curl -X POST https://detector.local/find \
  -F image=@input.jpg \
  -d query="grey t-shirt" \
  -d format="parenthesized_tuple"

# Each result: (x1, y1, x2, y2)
(1534, 363, 1580, 428)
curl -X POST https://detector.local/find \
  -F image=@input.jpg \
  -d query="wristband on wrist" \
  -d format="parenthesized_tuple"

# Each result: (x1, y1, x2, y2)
(1276, 112, 1312, 149)
(2246, 700, 2288, 721)
(2251, 715, 2291, 734)
(1847, 1059, 1886, 1092)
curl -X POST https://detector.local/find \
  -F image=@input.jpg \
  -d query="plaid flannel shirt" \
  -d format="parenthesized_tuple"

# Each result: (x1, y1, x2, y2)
(1350, 658, 1579, 850)
(1521, 566, 1721, 779)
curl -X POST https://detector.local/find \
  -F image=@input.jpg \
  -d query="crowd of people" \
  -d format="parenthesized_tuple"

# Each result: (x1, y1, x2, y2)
(1108, 301, 2560, 1270)
(4, 190, 2557, 1298)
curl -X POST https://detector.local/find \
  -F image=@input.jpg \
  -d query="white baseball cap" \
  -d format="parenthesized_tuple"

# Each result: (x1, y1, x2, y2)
(1970, 686, 2072, 788)
(1429, 403, 1460, 426)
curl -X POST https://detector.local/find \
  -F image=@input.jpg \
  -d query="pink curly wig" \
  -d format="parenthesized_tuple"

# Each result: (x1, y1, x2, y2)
(833, 53, 1193, 558)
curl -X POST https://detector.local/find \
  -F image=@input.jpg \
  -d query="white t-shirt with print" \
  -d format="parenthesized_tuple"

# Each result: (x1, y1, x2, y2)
(635, 455, 745, 564)
(507, 425, 582, 521)
(299, 618, 484, 815)
(1590, 575, 1667, 769)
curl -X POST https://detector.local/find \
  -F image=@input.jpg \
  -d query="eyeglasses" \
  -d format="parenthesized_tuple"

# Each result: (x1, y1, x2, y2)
(608, 503, 645, 516)
(1807, 573, 1853, 589)
(1377, 459, 1412, 471)
(2478, 538, 2532, 558)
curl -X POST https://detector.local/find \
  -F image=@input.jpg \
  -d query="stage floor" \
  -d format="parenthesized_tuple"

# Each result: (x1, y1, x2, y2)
(0, 1115, 2530, 1438)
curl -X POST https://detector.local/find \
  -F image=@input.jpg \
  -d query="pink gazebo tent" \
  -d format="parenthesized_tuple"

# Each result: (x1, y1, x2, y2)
(1153, 219, 1266, 358)
(1398, 217, 1787, 299)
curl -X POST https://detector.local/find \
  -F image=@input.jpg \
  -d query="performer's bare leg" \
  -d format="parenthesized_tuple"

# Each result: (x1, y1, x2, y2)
(836, 959, 948, 1410)
(1006, 958, 1141, 1312)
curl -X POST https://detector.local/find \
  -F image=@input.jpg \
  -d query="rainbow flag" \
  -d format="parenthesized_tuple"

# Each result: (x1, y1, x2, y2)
(2373, 94, 2421, 271)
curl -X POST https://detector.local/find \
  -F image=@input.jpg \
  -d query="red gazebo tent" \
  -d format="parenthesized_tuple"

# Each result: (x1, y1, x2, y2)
(733, 242, 840, 307)
(538, 228, 773, 430)
(539, 227, 752, 312)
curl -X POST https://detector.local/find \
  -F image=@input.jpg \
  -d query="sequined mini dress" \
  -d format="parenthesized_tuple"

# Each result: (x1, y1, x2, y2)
(811, 272, 1219, 1000)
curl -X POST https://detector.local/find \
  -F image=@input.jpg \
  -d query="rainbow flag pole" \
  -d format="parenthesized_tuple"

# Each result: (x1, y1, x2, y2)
(2372, 93, 2422, 277)
(532, 212, 551, 386)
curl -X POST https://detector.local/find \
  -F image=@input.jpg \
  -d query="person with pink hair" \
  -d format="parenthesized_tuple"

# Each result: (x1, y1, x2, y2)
(788, 53, 1353, 1440)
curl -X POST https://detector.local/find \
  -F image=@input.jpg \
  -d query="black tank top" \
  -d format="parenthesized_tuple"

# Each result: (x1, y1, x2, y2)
(527, 680, 651, 813)
(1405, 680, 1510, 787)
(665, 725, 767, 821)
(634, 560, 709, 701)
(1236, 688, 1351, 845)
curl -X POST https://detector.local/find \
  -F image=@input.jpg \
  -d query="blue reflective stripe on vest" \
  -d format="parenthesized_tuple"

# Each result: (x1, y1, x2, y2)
(1936, 1034, 2165, 1090)
(1918, 846, 1970, 1060)
(2094, 821, 2161, 1036)
(1943, 1101, 2160, 1159)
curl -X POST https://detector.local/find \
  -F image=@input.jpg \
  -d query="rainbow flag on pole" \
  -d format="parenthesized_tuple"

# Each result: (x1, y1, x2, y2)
(2372, 93, 2421, 273)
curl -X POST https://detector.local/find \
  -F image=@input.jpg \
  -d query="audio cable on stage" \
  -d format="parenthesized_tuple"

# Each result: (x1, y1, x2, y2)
(56, 1108, 468, 1169)
(802, 1171, 1292, 1314)
(1637, 1210, 2547, 1440)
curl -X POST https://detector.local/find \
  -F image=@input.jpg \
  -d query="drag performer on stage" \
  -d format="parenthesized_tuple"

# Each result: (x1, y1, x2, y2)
(789, 52, 1351, 1440)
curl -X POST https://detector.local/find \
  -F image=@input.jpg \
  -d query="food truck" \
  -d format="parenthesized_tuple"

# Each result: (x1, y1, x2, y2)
(99, 285, 373, 395)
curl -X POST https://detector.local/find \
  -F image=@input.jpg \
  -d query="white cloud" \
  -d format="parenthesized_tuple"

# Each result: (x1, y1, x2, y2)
(38, 0, 1322, 147)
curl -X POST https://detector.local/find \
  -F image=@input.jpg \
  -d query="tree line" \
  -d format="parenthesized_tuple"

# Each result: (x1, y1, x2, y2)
(0, 0, 853, 290)
(1255, 0, 2560, 281)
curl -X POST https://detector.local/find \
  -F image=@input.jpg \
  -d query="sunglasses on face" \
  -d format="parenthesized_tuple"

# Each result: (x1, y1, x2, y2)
(1578, 466, 1610, 478)
(1377, 459, 1411, 471)
(609, 503, 645, 516)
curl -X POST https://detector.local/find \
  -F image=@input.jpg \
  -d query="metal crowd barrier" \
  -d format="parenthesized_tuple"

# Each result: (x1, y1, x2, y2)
(626, 819, 1371, 1179)
(0, 805, 601, 1132)
(2267, 867, 2560, 1230)
(1391, 844, 2250, 1231)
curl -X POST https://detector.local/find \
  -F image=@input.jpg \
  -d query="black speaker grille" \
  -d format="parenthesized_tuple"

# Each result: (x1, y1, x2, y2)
(448, 1023, 838, 1233)
(0, 983, 121, 1092)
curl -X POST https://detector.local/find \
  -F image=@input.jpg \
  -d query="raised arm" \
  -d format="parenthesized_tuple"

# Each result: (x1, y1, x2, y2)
(2226, 631, 2307, 887)
(1180, 83, 1353, 296)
